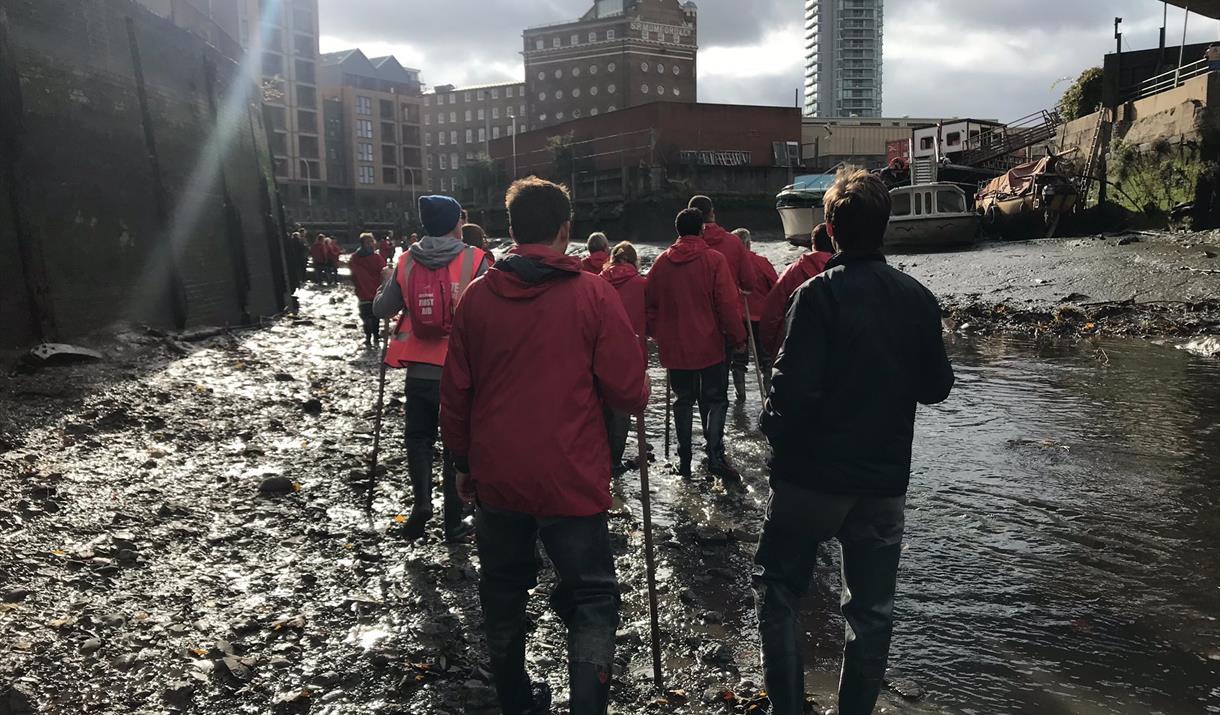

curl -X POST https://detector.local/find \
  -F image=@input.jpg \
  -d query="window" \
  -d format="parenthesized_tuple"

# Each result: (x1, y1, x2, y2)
(269, 132, 287, 155)
(358, 165, 375, 184)
(262, 53, 283, 76)
(424, 113, 431, 125)
(539, 91, 548, 101)
(520, 104, 526, 116)
(891, 192, 911, 216)
(294, 60, 314, 84)
(382, 144, 396, 164)
(607, 29, 615, 40)
(937, 189, 966, 213)
(607, 105, 616, 112)
(425, 96, 432, 106)
(465, 109, 472, 121)
(573, 66, 581, 77)
(439, 132, 447, 145)
(608, 84, 616, 94)
(492, 107, 500, 119)
(381, 122, 394, 140)
(379, 99, 394, 118)
(477, 128, 485, 142)
(292, 8, 313, 30)
(465, 129, 473, 143)
(492, 126, 500, 139)
(449, 111, 456, 123)
(492, 88, 499, 99)
(657, 64, 665, 74)
(537, 71, 546, 80)
(945, 131, 961, 147)
(266, 107, 286, 130)
(427, 154, 434, 169)
(356, 96, 372, 115)
(539, 113, 547, 122)
(608, 62, 616, 72)
(914, 192, 924, 216)
(571, 33, 579, 45)
(298, 135, 318, 158)
(294, 34, 314, 58)
(426, 132, 432, 146)
(925, 193, 933, 215)
(554, 69, 563, 79)
(590, 86, 598, 96)
(673, 87, 681, 97)
(673, 65, 680, 75)
(356, 119, 373, 138)
(589, 31, 597, 43)
(438, 113, 445, 125)
(450, 130, 457, 144)
(383, 167, 397, 184)
(590, 108, 599, 116)
(464, 91, 472, 103)
(450, 152, 459, 169)
(536, 39, 544, 50)
(448, 94, 455, 105)
(440, 177, 447, 192)
(477, 108, 485, 120)
(590, 64, 598, 75)
(296, 85, 316, 109)
(572, 109, 581, 118)
(440, 154, 448, 169)
(572, 88, 581, 98)
(553, 37, 561, 48)
(641, 62, 649, 72)
(556, 90, 564, 100)
(641, 84, 649, 94)
(357, 142, 373, 161)
(919, 136, 934, 150)
(477, 90, 485, 101)
(297, 109, 317, 133)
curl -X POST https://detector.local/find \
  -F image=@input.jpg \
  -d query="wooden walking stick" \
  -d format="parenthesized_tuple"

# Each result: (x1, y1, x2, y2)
(366, 318, 393, 513)
(636, 338, 664, 691)
(742, 295, 767, 399)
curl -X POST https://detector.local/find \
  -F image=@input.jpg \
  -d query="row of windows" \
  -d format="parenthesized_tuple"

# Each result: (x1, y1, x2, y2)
(537, 62, 616, 80)
(424, 86, 522, 106)
(426, 124, 522, 146)
(425, 152, 462, 170)
(533, 28, 617, 51)
(639, 84, 679, 96)
(538, 106, 616, 123)
(538, 84, 617, 101)
(426, 106, 526, 125)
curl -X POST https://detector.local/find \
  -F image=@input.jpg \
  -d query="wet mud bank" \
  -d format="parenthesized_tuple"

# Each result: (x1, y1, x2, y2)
(3, 230, 1220, 713)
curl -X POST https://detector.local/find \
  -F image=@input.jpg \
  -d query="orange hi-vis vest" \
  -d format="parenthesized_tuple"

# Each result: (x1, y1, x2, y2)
(384, 246, 484, 369)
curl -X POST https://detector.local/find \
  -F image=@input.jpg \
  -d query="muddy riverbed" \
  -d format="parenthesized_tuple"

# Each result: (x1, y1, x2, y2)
(2, 234, 1219, 714)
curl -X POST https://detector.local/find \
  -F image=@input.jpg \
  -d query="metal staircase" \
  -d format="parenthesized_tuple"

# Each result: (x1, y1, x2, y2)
(957, 110, 1064, 168)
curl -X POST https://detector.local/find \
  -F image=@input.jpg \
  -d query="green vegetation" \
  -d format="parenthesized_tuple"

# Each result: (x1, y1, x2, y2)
(1056, 67, 1103, 121)
(1109, 139, 1204, 217)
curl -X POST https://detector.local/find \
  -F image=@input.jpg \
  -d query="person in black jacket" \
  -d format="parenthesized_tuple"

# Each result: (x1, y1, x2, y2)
(754, 169, 954, 715)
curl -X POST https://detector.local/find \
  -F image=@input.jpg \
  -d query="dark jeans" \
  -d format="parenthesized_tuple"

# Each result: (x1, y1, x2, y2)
(357, 301, 378, 341)
(669, 361, 729, 465)
(404, 376, 462, 528)
(752, 481, 906, 715)
(476, 507, 619, 715)
(603, 406, 630, 468)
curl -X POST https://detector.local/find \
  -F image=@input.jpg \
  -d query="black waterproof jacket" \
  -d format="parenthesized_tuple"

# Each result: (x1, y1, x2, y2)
(759, 252, 954, 496)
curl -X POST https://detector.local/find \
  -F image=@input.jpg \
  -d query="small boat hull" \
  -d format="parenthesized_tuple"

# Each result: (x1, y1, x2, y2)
(778, 204, 824, 244)
(886, 214, 979, 253)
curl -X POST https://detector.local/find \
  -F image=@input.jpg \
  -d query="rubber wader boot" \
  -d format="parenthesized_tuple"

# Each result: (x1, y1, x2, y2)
(733, 367, 747, 403)
(568, 661, 612, 715)
(403, 447, 434, 539)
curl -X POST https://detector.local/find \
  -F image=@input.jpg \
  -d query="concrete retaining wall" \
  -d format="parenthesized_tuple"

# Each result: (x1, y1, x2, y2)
(0, 0, 291, 349)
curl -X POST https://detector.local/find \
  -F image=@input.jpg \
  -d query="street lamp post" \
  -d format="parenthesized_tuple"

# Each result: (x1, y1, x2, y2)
(509, 109, 518, 179)
(404, 166, 416, 226)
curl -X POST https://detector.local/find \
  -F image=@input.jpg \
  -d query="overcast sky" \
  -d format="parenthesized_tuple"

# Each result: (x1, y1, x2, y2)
(320, 1, 1220, 120)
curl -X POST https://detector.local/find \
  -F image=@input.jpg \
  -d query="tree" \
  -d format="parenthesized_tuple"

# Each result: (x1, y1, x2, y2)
(1056, 67, 1104, 121)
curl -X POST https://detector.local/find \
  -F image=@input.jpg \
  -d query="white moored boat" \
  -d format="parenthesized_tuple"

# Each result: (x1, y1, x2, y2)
(886, 183, 979, 253)
(776, 174, 836, 244)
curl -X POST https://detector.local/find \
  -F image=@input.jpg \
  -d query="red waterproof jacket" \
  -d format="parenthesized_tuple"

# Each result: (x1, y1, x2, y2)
(377, 239, 394, 262)
(580, 250, 610, 274)
(309, 241, 327, 265)
(760, 251, 833, 355)
(325, 241, 341, 267)
(747, 251, 779, 322)
(348, 250, 387, 301)
(601, 262, 647, 340)
(440, 244, 649, 518)
(702, 223, 757, 295)
(645, 236, 746, 370)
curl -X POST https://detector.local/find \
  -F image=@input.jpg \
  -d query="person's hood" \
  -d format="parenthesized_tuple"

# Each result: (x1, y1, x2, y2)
(586, 250, 610, 263)
(701, 222, 731, 247)
(355, 246, 375, 258)
(666, 235, 709, 264)
(407, 234, 465, 270)
(485, 244, 582, 300)
(601, 262, 640, 287)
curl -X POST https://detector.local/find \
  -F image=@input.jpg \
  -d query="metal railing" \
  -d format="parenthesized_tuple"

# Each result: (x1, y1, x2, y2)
(1121, 58, 1211, 103)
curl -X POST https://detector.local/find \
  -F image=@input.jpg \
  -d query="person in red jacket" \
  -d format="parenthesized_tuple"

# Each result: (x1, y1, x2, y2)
(600, 241, 647, 474)
(441, 176, 648, 715)
(377, 234, 395, 263)
(688, 195, 756, 404)
(580, 231, 610, 273)
(646, 207, 747, 480)
(732, 228, 780, 399)
(349, 232, 387, 348)
(462, 223, 496, 266)
(308, 235, 328, 284)
(760, 223, 835, 358)
(324, 237, 341, 285)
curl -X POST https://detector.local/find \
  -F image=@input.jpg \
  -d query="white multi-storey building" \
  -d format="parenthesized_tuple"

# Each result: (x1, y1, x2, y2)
(804, 0, 884, 117)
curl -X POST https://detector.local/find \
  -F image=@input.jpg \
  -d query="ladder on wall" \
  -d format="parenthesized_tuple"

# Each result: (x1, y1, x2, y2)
(1075, 107, 1108, 208)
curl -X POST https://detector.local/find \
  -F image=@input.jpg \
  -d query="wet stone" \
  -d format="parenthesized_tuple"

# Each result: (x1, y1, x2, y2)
(259, 475, 296, 495)
(3, 588, 32, 603)
(80, 638, 102, 655)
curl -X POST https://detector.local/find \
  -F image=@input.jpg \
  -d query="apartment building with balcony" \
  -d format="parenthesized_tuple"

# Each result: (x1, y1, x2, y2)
(421, 81, 528, 197)
(317, 49, 424, 225)
(804, 0, 884, 117)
